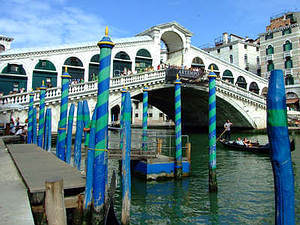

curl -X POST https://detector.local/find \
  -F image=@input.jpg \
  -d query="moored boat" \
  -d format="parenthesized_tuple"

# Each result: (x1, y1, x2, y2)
(219, 139, 295, 154)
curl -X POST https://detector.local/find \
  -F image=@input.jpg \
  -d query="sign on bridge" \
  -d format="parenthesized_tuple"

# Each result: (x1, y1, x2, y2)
(165, 68, 205, 84)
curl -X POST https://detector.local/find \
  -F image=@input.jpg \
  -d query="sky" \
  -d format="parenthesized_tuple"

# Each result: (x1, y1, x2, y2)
(0, 0, 299, 49)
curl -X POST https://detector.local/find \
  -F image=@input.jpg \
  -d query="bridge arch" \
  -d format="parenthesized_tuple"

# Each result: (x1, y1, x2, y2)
(0, 63, 28, 94)
(249, 81, 259, 94)
(160, 31, 184, 66)
(222, 70, 234, 84)
(63, 56, 84, 82)
(236, 76, 247, 89)
(113, 51, 132, 77)
(135, 49, 152, 73)
(208, 63, 220, 77)
(32, 60, 57, 89)
(191, 57, 205, 70)
(89, 54, 99, 81)
(111, 104, 120, 124)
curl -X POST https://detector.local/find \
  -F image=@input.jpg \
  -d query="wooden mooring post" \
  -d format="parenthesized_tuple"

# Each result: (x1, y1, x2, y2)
(45, 178, 67, 225)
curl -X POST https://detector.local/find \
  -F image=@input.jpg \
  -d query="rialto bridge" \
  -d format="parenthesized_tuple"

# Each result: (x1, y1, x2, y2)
(0, 22, 269, 130)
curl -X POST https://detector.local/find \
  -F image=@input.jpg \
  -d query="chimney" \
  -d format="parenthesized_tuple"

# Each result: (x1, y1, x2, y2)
(223, 32, 229, 44)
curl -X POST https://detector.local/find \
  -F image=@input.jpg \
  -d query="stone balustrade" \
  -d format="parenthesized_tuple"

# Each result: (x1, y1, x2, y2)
(0, 69, 266, 112)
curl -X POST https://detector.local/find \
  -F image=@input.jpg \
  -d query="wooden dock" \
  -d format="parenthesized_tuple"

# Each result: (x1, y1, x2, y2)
(7, 144, 85, 194)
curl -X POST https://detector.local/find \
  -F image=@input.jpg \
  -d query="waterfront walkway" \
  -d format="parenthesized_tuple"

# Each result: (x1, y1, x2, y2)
(0, 139, 35, 225)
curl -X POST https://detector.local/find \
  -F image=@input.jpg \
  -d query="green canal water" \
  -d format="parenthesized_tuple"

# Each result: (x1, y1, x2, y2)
(111, 131, 300, 225)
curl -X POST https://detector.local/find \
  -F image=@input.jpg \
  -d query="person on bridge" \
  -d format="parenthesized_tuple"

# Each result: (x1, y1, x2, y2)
(223, 120, 233, 141)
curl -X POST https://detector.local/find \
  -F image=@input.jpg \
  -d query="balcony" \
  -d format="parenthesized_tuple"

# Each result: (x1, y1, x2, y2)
(285, 68, 293, 76)
(265, 54, 273, 61)
(283, 50, 292, 58)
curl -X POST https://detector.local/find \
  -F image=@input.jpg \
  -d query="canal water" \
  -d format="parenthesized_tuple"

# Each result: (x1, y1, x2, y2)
(110, 130, 300, 224)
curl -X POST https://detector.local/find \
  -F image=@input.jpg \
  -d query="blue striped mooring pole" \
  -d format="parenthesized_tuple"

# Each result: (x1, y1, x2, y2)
(84, 111, 96, 211)
(27, 91, 34, 144)
(120, 86, 127, 150)
(174, 74, 182, 178)
(45, 108, 52, 152)
(93, 26, 115, 224)
(74, 101, 84, 170)
(66, 103, 75, 164)
(38, 81, 46, 148)
(208, 65, 218, 192)
(121, 91, 132, 225)
(142, 86, 149, 151)
(56, 67, 71, 161)
(32, 108, 37, 144)
(267, 69, 295, 224)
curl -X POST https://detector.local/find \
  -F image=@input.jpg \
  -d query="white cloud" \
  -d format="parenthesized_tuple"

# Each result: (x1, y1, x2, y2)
(0, 0, 116, 48)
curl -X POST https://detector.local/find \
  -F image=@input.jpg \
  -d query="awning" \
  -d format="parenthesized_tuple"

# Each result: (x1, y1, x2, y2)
(286, 98, 299, 104)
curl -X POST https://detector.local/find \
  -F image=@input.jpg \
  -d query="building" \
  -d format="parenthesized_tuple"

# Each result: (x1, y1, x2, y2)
(203, 33, 261, 76)
(259, 11, 300, 110)
(0, 35, 14, 53)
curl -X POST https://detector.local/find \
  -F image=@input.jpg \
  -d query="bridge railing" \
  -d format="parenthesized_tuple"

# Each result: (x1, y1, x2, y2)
(0, 70, 166, 108)
(216, 79, 266, 106)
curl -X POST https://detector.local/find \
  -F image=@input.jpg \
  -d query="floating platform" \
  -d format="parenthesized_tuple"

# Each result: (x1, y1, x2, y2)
(132, 155, 191, 180)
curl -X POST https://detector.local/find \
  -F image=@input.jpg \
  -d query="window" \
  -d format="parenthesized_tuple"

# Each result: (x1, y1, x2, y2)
(265, 33, 273, 40)
(229, 45, 232, 50)
(244, 45, 247, 49)
(256, 47, 259, 52)
(267, 61, 274, 71)
(148, 113, 153, 118)
(41, 61, 47, 67)
(0, 44, 5, 53)
(135, 103, 139, 109)
(266, 45, 274, 55)
(135, 113, 139, 118)
(217, 49, 220, 53)
(283, 40, 292, 51)
(282, 28, 291, 35)
(285, 75, 294, 85)
(256, 56, 260, 65)
(285, 58, 293, 69)
(229, 55, 233, 63)
(159, 113, 163, 118)
(244, 54, 248, 64)
(11, 65, 18, 72)
(257, 69, 261, 76)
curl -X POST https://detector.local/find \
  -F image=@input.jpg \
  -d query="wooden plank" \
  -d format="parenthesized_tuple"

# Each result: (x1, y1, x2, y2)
(7, 144, 85, 193)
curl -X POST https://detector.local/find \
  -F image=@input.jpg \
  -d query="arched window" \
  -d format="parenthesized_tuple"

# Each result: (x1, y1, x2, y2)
(222, 70, 234, 84)
(89, 54, 100, 81)
(63, 57, 84, 81)
(0, 44, 5, 53)
(113, 51, 132, 77)
(285, 58, 293, 69)
(208, 63, 220, 76)
(191, 57, 205, 72)
(1, 63, 26, 75)
(286, 92, 299, 111)
(249, 82, 259, 94)
(135, 49, 152, 73)
(229, 55, 233, 63)
(283, 40, 292, 51)
(285, 74, 294, 85)
(266, 45, 274, 55)
(235, 76, 247, 89)
(33, 60, 57, 89)
(267, 61, 274, 72)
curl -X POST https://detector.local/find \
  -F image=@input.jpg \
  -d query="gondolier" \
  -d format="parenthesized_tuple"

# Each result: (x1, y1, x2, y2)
(224, 120, 232, 141)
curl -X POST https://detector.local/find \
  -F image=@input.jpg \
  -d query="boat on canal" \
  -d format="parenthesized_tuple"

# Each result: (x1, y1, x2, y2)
(219, 139, 295, 154)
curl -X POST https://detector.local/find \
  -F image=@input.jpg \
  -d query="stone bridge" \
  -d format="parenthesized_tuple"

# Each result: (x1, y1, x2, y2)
(0, 69, 267, 131)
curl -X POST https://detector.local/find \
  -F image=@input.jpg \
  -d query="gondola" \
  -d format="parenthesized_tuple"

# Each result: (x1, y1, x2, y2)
(104, 171, 121, 225)
(219, 139, 295, 154)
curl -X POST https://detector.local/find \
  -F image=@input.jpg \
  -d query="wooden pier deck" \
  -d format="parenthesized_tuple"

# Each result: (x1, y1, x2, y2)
(7, 144, 85, 194)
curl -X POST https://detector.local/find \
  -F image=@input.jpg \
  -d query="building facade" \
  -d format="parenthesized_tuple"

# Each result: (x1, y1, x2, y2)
(203, 33, 261, 76)
(259, 11, 300, 110)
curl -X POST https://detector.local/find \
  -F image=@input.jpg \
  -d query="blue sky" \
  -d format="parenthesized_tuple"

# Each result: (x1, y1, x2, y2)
(1, 0, 299, 49)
